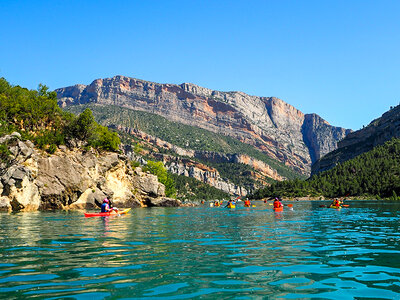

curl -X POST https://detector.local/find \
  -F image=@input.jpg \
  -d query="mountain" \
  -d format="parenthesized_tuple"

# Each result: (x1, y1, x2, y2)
(56, 75, 351, 175)
(312, 104, 400, 175)
(65, 104, 295, 196)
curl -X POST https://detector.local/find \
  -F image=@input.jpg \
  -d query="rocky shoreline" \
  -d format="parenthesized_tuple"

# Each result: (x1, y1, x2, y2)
(0, 133, 184, 212)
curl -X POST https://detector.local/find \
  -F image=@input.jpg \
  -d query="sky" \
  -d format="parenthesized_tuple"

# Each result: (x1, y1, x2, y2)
(1, 0, 399, 130)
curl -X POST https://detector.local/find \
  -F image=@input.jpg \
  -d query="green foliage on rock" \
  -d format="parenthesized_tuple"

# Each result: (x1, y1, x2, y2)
(0, 78, 120, 152)
(143, 160, 177, 198)
(252, 138, 400, 199)
(170, 173, 230, 201)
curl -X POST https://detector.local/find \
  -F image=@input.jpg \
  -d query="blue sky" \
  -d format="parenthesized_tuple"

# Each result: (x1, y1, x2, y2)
(1, 0, 399, 130)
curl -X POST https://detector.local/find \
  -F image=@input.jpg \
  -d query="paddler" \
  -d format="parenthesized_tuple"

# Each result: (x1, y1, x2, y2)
(331, 198, 340, 207)
(244, 198, 251, 207)
(225, 199, 235, 208)
(273, 197, 283, 208)
(101, 198, 112, 212)
(101, 198, 118, 213)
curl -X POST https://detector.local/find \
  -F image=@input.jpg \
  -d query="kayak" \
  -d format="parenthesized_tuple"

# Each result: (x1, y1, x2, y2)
(273, 206, 283, 212)
(84, 208, 131, 218)
(228, 204, 236, 208)
(329, 205, 341, 209)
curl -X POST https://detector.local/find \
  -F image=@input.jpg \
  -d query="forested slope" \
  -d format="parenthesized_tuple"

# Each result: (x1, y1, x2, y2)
(252, 138, 400, 199)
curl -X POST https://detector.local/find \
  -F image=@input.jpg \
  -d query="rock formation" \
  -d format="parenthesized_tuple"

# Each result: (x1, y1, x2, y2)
(312, 105, 400, 175)
(56, 75, 351, 174)
(121, 127, 281, 194)
(0, 133, 180, 212)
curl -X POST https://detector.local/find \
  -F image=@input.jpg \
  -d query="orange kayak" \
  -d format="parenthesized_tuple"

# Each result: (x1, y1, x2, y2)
(84, 208, 131, 218)
(273, 206, 283, 212)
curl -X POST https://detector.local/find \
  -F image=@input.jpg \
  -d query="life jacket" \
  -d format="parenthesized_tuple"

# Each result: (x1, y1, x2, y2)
(273, 201, 281, 208)
(101, 203, 109, 212)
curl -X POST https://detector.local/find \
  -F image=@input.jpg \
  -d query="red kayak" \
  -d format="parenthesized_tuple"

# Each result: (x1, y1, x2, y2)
(273, 206, 283, 212)
(84, 208, 131, 218)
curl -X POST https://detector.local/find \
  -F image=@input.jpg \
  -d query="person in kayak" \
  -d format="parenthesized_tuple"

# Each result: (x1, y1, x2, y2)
(331, 198, 341, 207)
(244, 198, 251, 207)
(225, 199, 236, 207)
(273, 197, 283, 208)
(101, 198, 113, 213)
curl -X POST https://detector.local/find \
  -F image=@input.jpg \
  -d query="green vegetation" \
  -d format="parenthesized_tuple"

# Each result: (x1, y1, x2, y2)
(252, 138, 400, 199)
(0, 78, 120, 152)
(66, 104, 302, 180)
(0, 143, 11, 164)
(143, 160, 177, 198)
(170, 173, 230, 201)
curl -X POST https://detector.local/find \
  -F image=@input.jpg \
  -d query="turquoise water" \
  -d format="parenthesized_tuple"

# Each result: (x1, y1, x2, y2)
(1, 201, 400, 299)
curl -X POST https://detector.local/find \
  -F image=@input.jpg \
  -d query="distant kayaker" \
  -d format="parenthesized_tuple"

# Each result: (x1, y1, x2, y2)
(101, 198, 113, 213)
(332, 198, 341, 207)
(273, 197, 283, 208)
(225, 199, 235, 208)
(244, 198, 251, 207)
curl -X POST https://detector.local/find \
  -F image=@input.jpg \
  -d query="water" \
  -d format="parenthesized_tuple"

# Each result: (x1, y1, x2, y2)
(1, 201, 400, 299)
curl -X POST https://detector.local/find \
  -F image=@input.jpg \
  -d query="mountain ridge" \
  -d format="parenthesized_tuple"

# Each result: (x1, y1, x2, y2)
(312, 104, 400, 175)
(56, 75, 351, 174)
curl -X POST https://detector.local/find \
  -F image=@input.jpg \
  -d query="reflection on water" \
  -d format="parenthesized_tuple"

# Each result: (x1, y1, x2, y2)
(0, 201, 400, 298)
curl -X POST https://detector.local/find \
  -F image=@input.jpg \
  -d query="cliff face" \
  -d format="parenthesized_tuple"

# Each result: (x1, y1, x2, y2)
(312, 105, 400, 175)
(0, 133, 178, 212)
(56, 75, 351, 174)
(121, 127, 282, 194)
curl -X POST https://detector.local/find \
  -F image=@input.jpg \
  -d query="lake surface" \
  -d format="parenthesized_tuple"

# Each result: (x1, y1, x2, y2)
(1, 200, 400, 299)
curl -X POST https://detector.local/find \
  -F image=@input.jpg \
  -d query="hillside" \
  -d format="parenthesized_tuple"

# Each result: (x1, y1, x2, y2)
(56, 75, 351, 174)
(312, 104, 400, 175)
(252, 138, 400, 199)
(66, 104, 303, 196)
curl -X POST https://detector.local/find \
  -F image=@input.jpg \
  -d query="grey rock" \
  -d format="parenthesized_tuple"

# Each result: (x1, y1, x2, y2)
(145, 197, 182, 207)
(136, 173, 165, 197)
(11, 167, 29, 180)
(18, 141, 33, 158)
(11, 132, 21, 139)
(6, 178, 15, 187)
(0, 197, 11, 211)
(9, 146, 19, 157)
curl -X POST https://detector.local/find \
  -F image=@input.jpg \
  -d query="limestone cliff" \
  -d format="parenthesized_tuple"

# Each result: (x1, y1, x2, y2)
(121, 127, 282, 194)
(312, 105, 400, 175)
(0, 133, 179, 212)
(56, 75, 351, 174)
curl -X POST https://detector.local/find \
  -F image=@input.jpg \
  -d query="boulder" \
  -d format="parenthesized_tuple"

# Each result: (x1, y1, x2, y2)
(145, 197, 182, 207)
(135, 173, 165, 197)
(0, 196, 11, 212)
